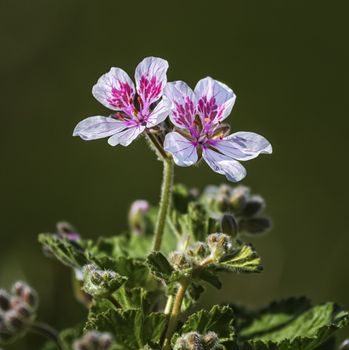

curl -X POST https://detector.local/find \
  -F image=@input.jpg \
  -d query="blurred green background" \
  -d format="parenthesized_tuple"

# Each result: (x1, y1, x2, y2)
(1, 0, 348, 348)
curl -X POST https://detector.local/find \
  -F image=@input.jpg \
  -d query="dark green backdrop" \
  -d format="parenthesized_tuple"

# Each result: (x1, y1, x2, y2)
(1, 0, 348, 348)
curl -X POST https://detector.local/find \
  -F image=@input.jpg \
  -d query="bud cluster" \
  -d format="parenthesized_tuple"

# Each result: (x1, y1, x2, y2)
(169, 233, 234, 273)
(73, 331, 113, 350)
(0, 281, 38, 344)
(82, 264, 125, 298)
(203, 184, 271, 235)
(174, 331, 219, 350)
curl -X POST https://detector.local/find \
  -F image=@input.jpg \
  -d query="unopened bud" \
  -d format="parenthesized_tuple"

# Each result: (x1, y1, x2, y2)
(12, 301, 32, 320)
(56, 221, 80, 241)
(99, 333, 113, 349)
(202, 332, 219, 350)
(207, 233, 232, 260)
(187, 242, 209, 260)
(0, 290, 10, 311)
(242, 195, 265, 217)
(216, 194, 230, 212)
(230, 186, 250, 211)
(221, 214, 238, 238)
(239, 217, 272, 234)
(169, 251, 192, 270)
(128, 200, 149, 234)
(340, 339, 349, 350)
(12, 281, 38, 309)
(4, 310, 25, 333)
(83, 264, 125, 297)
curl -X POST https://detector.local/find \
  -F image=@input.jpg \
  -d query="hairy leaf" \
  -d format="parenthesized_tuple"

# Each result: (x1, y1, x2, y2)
(147, 251, 174, 282)
(38, 233, 89, 269)
(234, 298, 349, 350)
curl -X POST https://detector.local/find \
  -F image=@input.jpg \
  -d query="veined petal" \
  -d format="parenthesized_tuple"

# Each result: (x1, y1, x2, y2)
(108, 125, 145, 147)
(73, 116, 127, 140)
(135, 57, 169, 106)
(164, 132, 198, 167)
(164, 81, 196, 129)
(146, 96, 172, 128)
(217, 132, 272, 160)
(203, 148, 246, 182)
(195, 76, 236, 125)
(92, 67, 135, 112)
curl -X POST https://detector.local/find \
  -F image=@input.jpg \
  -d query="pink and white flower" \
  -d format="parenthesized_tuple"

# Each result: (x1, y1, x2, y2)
(163, 77, 272, 182)
(73, 57, 171, 146)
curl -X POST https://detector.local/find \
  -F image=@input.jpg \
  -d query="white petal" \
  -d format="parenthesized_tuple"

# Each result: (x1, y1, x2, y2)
(164, 81, 196, 129)
(135, 57, 169, 106)
(194, 76, 236, 124)
(92, 67, 135, 112)
(146, 96, 172, 127)
(218, 132, 272, 160)
(164, 132, 198, 167)
(203, 148, 246, 182)
(73, 116, 127, 140)
(108, 125, 145, 147)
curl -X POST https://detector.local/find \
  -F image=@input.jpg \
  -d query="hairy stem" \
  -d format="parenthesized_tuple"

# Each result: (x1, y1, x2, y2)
(152, 158, 174, 251)
(29, 322, 63, 350)
(162, 279, 190, 350)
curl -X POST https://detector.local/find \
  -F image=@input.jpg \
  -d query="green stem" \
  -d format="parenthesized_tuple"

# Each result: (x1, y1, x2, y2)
(162, 279, 190, 350)
(29, 322, 63, 350)
(152, 158, 174, 251)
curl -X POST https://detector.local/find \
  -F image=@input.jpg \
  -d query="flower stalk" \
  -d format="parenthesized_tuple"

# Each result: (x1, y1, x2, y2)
(29, 322, 63, 350)
(162, 279, 190, 350)
(153, 157, 174, 251)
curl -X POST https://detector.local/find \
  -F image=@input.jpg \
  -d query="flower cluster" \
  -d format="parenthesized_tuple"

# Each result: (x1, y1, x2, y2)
(202, 184, 272, 235)
(0, 282, 38, 344)
(73, 57, 272, 182)
(174, 331, 219, 350)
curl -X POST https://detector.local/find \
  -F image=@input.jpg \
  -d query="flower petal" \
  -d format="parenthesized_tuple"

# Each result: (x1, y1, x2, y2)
(108, 125, 145, 147)
(164, 132, 198, 167)
(194, 76, 236, 124)
(73, 116, 127, 140)
(146, 96, 172, 128)
(216, 132, 272, 160)
(135, 57, 169, 107)
(164, 81, 196, 129)
(203, 148, 246, 182)
(92, 67, 135, 113)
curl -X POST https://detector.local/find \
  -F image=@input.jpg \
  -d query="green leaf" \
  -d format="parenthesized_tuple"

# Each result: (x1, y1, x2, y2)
(85, 308, 167, 349)
(214, 242, 263, 274)
(234, 298, 349, 350)
(147, 251, 174, 282)
(178, 305, 235, 343)
(38, 233, 89, 269)
(195, 269, 222, 289)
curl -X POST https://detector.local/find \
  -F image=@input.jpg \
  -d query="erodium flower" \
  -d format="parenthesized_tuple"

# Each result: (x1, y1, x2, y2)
(73, 57, 171, 146)
(163, 77, 272, 182)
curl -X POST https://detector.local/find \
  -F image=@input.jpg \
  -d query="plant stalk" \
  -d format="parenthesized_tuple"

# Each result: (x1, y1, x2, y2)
(29, 322, 63, 350)
(162, 279, 190, 350)
(152, 158, 174, 251)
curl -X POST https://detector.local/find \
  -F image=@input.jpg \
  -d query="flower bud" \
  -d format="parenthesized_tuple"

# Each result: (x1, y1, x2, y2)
(174, 332, 204, 350)
(229, 186, 250, 212)
(239, 217, 272, 234)
(201, 332, 219, 350)
(207, 233, 232, 260)
(0, 290, 10, 311)
(99, 333, 113, 349)
(340, 339, 349, 350)
(216, 194, 230, 212)
(220, 214, 238, 238)
(83, 264, 124, 298)
(169, 252, 192, 270)
(187, 242, 209, 260)
(12, 300, 32, 320)
(128, 200, 150, 235)
(56, 221, 80, 241)
(242, 195, 265, 217)
(4, 310, 25, 333)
